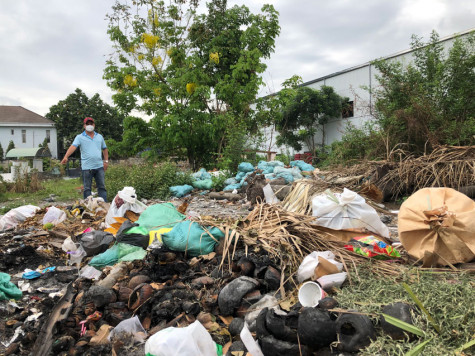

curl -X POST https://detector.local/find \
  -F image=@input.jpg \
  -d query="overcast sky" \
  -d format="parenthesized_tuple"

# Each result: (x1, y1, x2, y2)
(0, 0, 473, 117)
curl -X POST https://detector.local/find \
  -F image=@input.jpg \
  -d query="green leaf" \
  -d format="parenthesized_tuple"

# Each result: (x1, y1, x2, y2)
(403, 282, 441, 333)
(381, 313, 424, 337)
(405, 338, 432, 356)
(455, 338, 475, 354)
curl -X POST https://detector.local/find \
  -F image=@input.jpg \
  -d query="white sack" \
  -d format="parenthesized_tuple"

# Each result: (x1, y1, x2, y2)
(144, 321, 218, 356)
(312, 188, 389, 238)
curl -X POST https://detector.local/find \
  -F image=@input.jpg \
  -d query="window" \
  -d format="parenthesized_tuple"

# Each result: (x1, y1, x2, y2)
(342, 100, 354, 118)
(46, 130, 50, 143)
(11, 129, 14, 135)
(22, 130, 26, 143)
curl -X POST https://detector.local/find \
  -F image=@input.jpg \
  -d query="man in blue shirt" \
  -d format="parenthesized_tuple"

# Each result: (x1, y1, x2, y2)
(61, 117, 109, 202)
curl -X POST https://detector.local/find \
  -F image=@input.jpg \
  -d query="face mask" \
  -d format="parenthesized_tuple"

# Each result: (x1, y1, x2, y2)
(85, 125, 94, 132)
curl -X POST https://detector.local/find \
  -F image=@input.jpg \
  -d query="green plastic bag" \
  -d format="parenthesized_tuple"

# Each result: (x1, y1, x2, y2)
(137, 203, 185, 232)
(192, 179, 213, 190)
(0, 272, 22, 301)
(89, 243, 147, 268)
(162, 221, 224, 257)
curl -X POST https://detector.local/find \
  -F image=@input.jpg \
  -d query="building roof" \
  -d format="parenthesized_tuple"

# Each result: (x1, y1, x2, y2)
(5, 147, 52, 159)
(301, 28, 475, 87)
(0, 106, 55, 126)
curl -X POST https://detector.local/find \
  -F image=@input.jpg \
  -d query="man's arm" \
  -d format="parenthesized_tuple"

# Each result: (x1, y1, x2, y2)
(103, 148, 109, 171)
(61, 145, 78, 164)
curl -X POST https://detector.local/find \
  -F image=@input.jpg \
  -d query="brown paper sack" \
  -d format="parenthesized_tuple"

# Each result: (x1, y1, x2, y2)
(398, 187, 475, 266)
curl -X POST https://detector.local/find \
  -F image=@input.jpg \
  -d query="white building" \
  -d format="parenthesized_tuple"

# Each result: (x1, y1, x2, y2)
(0, 106, 58, 159)
(258, 28, 474, 156)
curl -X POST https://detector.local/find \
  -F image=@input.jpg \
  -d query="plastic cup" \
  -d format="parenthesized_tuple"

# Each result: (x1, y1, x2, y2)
(298, 281, 326, 307)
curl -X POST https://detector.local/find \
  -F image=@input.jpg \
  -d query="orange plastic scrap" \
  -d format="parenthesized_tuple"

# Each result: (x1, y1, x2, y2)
(104, 227, 118, 236)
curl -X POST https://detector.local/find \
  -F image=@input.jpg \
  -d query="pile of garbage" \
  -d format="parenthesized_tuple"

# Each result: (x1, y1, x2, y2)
(168, 159, 315, 200)
(0, 175, 474, 355)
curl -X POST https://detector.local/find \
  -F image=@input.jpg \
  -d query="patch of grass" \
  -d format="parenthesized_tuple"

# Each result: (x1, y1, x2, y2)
(106, 161, 193, 200)
(0, 178, 82, 214)
(335, 264, 475, 355)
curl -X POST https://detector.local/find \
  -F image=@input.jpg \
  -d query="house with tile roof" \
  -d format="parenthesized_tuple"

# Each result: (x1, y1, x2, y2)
(0, 106, 58, 159)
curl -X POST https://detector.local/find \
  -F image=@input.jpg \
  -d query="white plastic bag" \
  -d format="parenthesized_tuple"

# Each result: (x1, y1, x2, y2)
(317, 272, 348, 290)
(62, 237, 86, 266)
(105, 187, 147, 227)
(144, 321, 218, 356)
(244, 294, 283, 331)
(312, 188, 389, 238)
(240, 323, 264, 356)
(297, 251, 343, 283)
(42, 206, 66, 225)
(79, 265, 102, 280)
(263, 184, 280, 204)
(62, 237, 77, 253)
(0, 205, 40, 230)
(84, 196, 108, 213)
(109, 315, 146, 343)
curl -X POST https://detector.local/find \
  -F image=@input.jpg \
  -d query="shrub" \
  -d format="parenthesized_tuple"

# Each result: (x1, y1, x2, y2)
(275, 153, 291, 165)
(323, 122, 386, 166)
(106, 161, 192, 200)
(211, 171, 232, 191)
(10, 170, 43, 194)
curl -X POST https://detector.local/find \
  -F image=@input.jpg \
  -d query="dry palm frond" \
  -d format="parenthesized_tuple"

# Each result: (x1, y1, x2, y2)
(379, 145, 475, 197)
(201, 204, 404, 288)
(281, 180, 330, 215)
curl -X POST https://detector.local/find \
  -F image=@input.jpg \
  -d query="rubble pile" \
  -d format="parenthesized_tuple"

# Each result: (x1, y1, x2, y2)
(0, 161, 474, 356)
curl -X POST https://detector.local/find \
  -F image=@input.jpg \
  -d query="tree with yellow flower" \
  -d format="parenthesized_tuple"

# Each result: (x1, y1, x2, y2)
(104, 0, 279, 169)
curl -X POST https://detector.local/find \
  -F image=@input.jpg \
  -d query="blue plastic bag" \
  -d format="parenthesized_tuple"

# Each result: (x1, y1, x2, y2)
(192, 179, 213, 190)
(22, 266, 56, 280)
(223, 183, 242, 191)
(162, 221, 225, 257)
(224, 177, 237, 186)
(137, 203, 185, 232)
(170, 184, 194, 198)
(89, 243, 147, 268)
(192, 168, 212, 181)
(290, 160, 314, 172)
(238, 162, 254, 173)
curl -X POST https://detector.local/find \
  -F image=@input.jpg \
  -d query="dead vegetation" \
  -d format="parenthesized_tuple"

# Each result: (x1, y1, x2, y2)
(197, 203, 405, 299)
(378, 145, 475, 198)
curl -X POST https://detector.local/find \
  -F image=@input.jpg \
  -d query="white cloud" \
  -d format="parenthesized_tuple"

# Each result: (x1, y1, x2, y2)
(0, 0, 473, 116)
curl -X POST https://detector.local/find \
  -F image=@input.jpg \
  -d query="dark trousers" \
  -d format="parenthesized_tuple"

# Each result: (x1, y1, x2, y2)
(82, 167, 107, 202)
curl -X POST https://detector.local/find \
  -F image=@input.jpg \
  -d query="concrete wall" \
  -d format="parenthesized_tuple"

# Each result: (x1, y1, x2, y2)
(0, 126, 58, 158)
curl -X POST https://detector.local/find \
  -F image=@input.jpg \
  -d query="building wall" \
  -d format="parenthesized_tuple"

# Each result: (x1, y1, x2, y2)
(255, 30, 470, 156)
(0, 126, 58, 158)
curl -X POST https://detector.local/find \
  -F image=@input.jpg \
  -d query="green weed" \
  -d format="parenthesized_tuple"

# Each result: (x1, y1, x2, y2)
(335, 264, 475, 355)
(106, 161, 192, 200)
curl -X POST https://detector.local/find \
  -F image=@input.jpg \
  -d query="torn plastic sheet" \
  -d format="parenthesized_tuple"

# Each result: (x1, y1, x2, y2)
(2, 326, 25, 348)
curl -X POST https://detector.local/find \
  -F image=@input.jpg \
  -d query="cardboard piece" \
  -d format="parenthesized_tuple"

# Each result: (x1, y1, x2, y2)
(314, 256, 340, 279)
(315, 226, 390, 244)
(398, 188, 475, 266)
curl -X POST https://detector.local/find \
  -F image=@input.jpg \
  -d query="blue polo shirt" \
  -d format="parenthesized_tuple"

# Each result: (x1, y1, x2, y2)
(72, 131, 107, 170)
